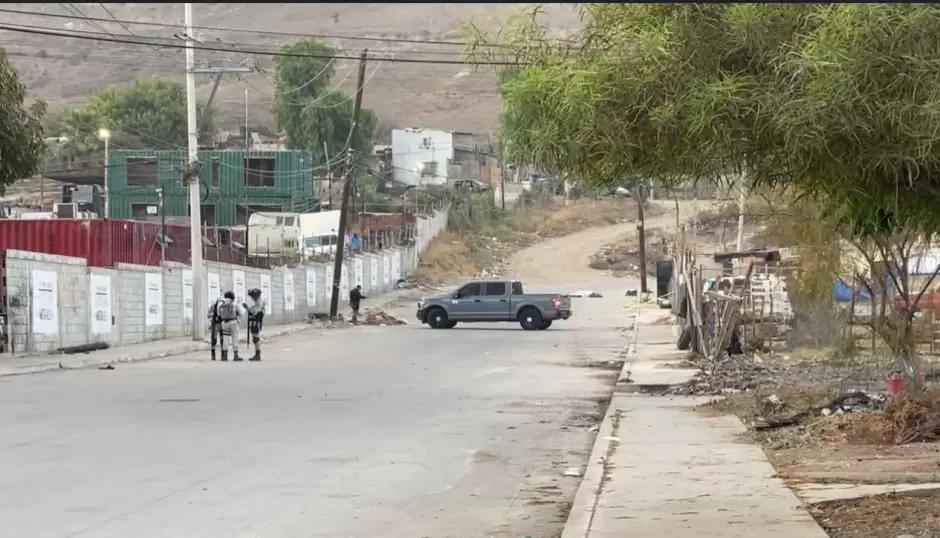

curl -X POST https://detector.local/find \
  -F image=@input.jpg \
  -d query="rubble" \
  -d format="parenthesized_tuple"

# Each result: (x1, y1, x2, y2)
(358, 309, 407, 326)
(305, 312, 352, 329)
(663, 354, 885, 397)
(570, 290, 604, 298)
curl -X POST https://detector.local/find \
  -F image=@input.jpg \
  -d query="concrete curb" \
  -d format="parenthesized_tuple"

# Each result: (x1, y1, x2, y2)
(1, 292, 417, 378)
(560, 394, 620, 538)
(0, 324, 313, 378)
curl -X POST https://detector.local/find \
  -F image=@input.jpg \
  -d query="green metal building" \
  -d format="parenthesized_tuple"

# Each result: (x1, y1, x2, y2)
(105, 149, 317, 226)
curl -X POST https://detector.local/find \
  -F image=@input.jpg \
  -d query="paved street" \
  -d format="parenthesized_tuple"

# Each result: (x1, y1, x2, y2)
(0, 280, 633, 538)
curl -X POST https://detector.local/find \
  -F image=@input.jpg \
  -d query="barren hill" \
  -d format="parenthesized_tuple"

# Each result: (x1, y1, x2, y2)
(0, 3, 580, 138)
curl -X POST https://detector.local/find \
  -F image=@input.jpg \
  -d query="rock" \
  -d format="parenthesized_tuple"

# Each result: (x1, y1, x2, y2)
(588, 291, 604, 298)
(625, 289, 638, 296)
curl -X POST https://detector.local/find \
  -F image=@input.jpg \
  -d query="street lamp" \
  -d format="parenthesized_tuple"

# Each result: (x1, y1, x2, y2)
(97, 128, 111, 218)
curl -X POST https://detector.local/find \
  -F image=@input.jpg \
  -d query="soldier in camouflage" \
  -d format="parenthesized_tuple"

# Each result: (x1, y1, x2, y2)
(244, 288, 265, 361)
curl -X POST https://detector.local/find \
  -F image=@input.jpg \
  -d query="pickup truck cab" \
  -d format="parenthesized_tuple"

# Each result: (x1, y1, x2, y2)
(416, 279, 572, 330)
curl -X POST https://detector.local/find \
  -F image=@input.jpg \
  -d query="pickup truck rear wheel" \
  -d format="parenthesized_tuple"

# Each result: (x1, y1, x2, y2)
(518, 307, 543, 330)
(537, 320, 553, 330)
(426, 308, 449, 329)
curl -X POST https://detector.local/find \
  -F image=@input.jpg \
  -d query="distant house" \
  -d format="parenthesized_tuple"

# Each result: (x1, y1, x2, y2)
(390, 128, 500, 187)
(391, 128, 454, 186)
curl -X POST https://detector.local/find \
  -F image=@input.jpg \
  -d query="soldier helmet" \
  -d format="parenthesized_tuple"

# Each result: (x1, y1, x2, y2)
(248, 288, 262, 299)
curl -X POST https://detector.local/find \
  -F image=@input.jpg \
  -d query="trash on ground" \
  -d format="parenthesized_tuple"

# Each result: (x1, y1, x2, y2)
(563, 467, 583, 477)
(570, 290, 603, 298)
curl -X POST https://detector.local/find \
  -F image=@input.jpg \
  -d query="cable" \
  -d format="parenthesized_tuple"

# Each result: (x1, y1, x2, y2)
(269, 58, 337, 96)
(0, 23, 522, 66)
(96, 2, 182, 63)
(0, 7, 531, 49)
(252, 57, 385, 109)
(58, 3, 111, 35)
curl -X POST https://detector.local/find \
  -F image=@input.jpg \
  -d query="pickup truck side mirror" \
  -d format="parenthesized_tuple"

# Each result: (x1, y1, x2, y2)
(452, 293, 462, 299)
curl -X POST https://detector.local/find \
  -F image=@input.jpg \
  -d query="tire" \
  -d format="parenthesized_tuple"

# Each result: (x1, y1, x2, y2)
(518, 307, 543, 330)
(537, 320, 553, 330)
(443, 321, 458, 329)
(426, 308, 449, 329)
(677, 325, 693, 351)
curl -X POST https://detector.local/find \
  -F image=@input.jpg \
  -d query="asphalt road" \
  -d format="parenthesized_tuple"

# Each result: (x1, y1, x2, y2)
(0, 282, 634, 538)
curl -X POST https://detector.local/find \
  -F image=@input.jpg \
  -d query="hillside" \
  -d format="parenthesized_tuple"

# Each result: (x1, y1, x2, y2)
(0, 3, 580, 138)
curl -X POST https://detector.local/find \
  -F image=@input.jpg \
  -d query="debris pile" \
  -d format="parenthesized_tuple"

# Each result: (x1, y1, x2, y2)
(305, 312, 352, 329)
(570, 290, 604, 298)
(358, 309, 407, 326)
(751, 391, 886, 432)
(665, 354, 884, 397)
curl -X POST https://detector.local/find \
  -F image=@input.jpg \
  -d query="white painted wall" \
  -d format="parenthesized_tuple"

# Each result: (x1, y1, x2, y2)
(391, 128, 453, 186)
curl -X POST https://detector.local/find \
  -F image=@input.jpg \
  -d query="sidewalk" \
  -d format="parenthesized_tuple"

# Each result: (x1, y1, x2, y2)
(562, 307, 829, 538)
(0, 288, 422, 378)
(0, 323, 311, 377)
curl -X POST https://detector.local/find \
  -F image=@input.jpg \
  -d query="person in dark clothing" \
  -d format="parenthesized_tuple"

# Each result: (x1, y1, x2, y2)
(349, 285, 366, 323)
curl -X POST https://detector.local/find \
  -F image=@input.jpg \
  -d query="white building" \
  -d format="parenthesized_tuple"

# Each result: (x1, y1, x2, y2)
(391, 128, 454, 186)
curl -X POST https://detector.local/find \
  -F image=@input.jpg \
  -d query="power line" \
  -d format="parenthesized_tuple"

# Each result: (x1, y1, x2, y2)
(0, 23, 521, 66)
(95, 2, 182, 63)
(0, 7, 527, 49)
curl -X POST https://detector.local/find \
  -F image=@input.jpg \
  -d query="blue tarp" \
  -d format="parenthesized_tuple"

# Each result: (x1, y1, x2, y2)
(833, 279, 871, 302)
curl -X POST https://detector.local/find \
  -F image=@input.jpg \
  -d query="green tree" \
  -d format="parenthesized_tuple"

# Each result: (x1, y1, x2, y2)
(0, 49, 47, 194)
(273, 38, 377, 169)
(472, 3, 940, 386)
(54, 76, 214, 158)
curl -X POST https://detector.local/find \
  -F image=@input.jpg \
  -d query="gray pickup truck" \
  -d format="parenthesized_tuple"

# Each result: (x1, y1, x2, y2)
(415, 279, 572, 330)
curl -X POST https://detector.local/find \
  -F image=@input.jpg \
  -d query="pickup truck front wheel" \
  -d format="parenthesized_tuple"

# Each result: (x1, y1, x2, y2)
(518, 307, 543, 330)
(426, 308, 449, 329)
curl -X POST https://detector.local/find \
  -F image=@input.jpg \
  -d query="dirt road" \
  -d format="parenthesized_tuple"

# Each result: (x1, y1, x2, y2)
(507, 200, 714, 287)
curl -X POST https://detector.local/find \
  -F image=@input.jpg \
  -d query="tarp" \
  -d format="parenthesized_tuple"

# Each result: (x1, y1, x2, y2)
(833, 279, 871, 302)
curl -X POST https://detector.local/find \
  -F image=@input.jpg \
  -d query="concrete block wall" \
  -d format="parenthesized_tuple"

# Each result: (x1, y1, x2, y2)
(1, 209, 448, 356)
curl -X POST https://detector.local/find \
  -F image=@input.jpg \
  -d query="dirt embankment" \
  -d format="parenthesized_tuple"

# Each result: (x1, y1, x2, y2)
(412, 198, 644, 285)
(413, 199, 717, 287)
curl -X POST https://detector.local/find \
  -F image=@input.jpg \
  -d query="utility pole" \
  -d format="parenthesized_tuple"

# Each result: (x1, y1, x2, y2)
(735, 180, 746, 252)
(323, 141, 331, 204)
(184, 3, 205, 341)
(637, 186, 649, 295)
(329, 50, 368, 318)
(244, 88, 251, 255)
(499, 146, 506, 210)
(182, 3, 251, 341)
(157, 187, 166, 265)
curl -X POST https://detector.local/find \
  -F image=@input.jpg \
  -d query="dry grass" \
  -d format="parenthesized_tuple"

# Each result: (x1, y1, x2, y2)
(810, 492, 940, 538)
(412, 198, 641, 284)
(851, 388, 940, 445)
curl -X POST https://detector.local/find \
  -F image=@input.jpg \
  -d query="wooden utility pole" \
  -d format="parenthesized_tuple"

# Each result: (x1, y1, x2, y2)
(329, 50, 368, 318)
(498, 136, 506, 211)
(637, 185, 649, 294)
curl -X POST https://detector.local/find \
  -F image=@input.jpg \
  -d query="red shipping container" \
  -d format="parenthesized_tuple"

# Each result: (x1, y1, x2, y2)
(0, 219, 98, 263)
(1, 219, 250, 268)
